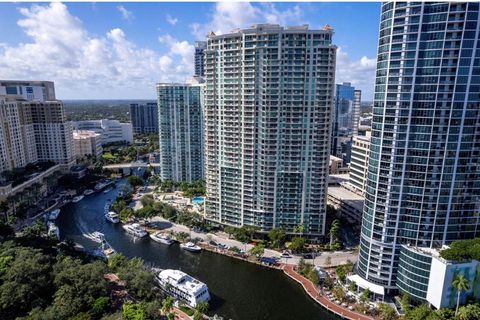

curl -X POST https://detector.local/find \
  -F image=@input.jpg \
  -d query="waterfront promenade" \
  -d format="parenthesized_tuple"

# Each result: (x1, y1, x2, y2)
(148, 215, 358, 267)
(283, 265, 373, 320)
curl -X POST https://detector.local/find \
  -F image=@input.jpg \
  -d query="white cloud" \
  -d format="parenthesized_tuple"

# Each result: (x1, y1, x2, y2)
(0, 3, 194, 99)
(166, 14, 178, 26)
(335, 47, 376, 101)
(117, 5, 134, 21)
(191, 2, 304, 39)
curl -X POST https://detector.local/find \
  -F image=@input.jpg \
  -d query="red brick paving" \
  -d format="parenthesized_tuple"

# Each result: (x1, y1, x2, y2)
(283, 265, 373, 320)
(173, 307, 191, 320)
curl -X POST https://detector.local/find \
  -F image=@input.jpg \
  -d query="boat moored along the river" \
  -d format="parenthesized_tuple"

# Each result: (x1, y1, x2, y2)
(155, 269, 210, 308)
(150, 232, 174, 245)
(105, 211, 120, 224)
(122, 223, 148, 238)
(180, 242, 202, 252)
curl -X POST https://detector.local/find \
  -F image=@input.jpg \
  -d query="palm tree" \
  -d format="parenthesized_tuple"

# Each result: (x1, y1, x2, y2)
(196, 301, 209, 314)
(162, 296, 174, 315)
(452, 274, 470, 316)
(329, 219, 340, 247)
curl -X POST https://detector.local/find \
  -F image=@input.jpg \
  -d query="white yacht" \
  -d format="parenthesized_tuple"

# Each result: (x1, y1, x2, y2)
(72, 195, 84, 203)
(150, 232, 174, 245)
(122, 223, 148, 238)
(48, 209, 61, 221)
(155, 269, 210, 308)
(47, 222, 60, 239)
(180, 242, 202, 252)
(84, 189, 94, 196)
(103, 187, 113, 194)
(105, 211, 120, 224)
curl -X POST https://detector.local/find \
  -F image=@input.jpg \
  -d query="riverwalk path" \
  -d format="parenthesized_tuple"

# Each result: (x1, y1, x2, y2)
(148, 216, 357, 267)
(173, 307, 191, 320)
(283, 265, 373, 320)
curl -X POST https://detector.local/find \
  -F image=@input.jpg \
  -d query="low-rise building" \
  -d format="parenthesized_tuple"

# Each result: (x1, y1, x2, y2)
(330, 155, 349, 175)
(72, 119, 133, 145)
(327, 186, 364, 225)
(397, 245, 480, 309)
(349, 132, 370, 196)
(73, 130, 102, 159)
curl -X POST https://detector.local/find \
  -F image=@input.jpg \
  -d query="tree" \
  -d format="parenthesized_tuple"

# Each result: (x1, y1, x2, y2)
(140, 195, 155, 207)
(128, 175, 144, 188)
(122, 302, 146, 320)
(288, 237, 306, 253)
(452, 274, 470, 316)
(404, 304, 432, 320)
(307, 268, 320, 285)
(91, 296, 109, 317)
(175, 232, 189, 243)
(293, 224, 305, 234)
(456, 304, 480, 320)
(117, 258, 155, 301)
(224, 226, 236, 239)
(332, 285, 346, 301)
(268, 228, 286, 249)
(400, 293, 411, 312)
(196, 301, 209, 314)
(329, 219, 341, 249)
(378, 303, 397, 320)
(348, 281, 357, 292)
(249, 243, 265, 259)
(162, 296, 174, 315)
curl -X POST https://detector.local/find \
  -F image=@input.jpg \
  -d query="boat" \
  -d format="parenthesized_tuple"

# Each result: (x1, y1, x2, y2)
(103, 187, 113, 194)
(150, 232, 174, 245)
(91, 231, 106, 243)
(155, 269, 210, 307)
(92, 239, 116, 260)
(47, 222, 60, 239)
(48, 208, 61, 220)
(122, 223, 148, 238)
(72, 195, 84, 203)
(105, 211, 120, 224)
(84, 189, 94, 196)
(180, 242, 202, 252)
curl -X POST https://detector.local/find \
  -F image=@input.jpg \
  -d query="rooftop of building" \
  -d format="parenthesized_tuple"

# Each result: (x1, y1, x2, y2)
(73, 130, 101, 139)
(327, 186, 364, 211)
(0, 80, 54, 86)
(328, 174, 350, 185)
(207, 23, 334, 39)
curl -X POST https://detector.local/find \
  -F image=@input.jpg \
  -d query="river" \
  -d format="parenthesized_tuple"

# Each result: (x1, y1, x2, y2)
(56, 182, 338, 320)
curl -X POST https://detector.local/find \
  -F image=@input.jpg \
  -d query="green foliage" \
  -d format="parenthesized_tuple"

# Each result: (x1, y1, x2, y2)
(92, 296, 109, 317)
(249, 243, 265, 259)
(179, 305, 194, 316)
(195, 301, 209, 314)
(175, 232, 189, 243)
(268, 228, 286, 249)
(335, 262, 354, 283)
(348, 281, 357, 292)
(233, 226, 256, 243)
(297, 258, 320, 284)
(329, 219, 342, 250)
(288, 237, 306, 253)
(456, 304, 480, 320)
(122, 302, 145, 320)
(179, 180, 206, 198)
(116, 257, 156, 301)
(378, 303, 397, 320)
(440, 237, 480, 261)
(224, 226, 236, 238)
(162, 296, 174, 314)
(400, 293, 411, 312)
(140, 195, 154, 207)
(128, 176, 144, 188)
(404, 304, 432, 320)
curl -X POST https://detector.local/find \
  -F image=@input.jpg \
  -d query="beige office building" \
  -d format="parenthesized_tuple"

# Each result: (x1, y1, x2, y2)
(73, 130, 103, 159)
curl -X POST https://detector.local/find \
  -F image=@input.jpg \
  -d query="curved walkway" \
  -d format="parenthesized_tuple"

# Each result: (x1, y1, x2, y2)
(283, 265, 373, 320)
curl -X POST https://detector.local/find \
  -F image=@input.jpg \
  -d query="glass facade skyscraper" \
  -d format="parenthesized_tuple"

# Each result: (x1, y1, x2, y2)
(157, 82, 204, 182)
(204, 24, 336, 237)
(358, 2, 480, 293)
(130, 102, 159, 134)
(331, 82, 361, 162)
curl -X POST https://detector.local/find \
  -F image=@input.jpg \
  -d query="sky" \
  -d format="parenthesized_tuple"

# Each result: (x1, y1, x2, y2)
(0, 2, 381, 100)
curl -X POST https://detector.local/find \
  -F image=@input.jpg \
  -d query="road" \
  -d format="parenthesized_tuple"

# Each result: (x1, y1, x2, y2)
(148, 216, 357, 267)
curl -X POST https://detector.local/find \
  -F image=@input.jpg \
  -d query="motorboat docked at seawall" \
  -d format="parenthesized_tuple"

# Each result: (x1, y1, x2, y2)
(47, 222, 60, 239)
(150, 232, 174, 245)
(84, 189, 94, 196)
(155, 269, 210, 308)
(94, 180, 113, 192)
(48, 209, 61, 221)
(103, 187, 113, 194)
(122, 223, 148, 238)
(72, 195, 84, 203)
(180, 242, 201, 252)
(105, 211, 120, 224)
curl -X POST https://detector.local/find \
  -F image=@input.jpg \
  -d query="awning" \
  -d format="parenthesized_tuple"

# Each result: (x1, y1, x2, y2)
(347, 274, 385, 296)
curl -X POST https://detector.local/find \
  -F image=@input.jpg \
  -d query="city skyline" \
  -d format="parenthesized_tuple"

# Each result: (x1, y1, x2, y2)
(0, 2, 380, 100)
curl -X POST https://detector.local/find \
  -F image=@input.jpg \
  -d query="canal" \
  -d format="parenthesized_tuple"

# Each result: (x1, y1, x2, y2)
(57, 182, 338, 320)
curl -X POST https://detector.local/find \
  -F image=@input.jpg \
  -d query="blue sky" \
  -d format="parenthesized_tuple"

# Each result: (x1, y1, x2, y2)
(0, 2, 380, 100)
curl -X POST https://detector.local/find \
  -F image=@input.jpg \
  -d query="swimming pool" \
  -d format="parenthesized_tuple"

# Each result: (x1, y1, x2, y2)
(192, 196, 205, 205)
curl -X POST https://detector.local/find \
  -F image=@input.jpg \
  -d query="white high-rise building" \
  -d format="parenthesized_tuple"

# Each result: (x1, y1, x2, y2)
(157, 80, 204, 182)
(204, 24, 336, 237)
